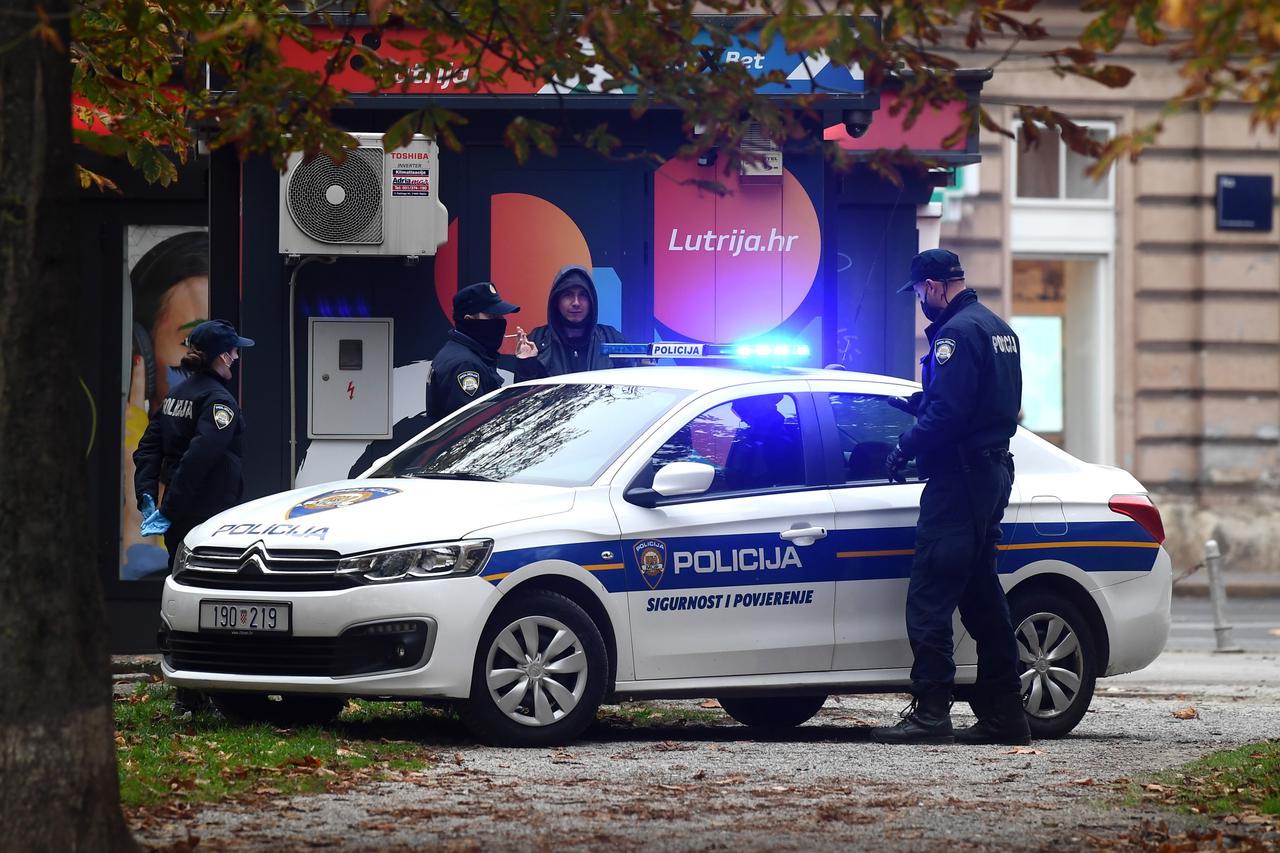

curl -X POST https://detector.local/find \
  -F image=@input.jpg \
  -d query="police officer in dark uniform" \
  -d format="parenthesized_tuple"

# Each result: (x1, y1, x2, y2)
(427, 282, 521, 421)
(869, 248, 1030, 746)
(133, 319, 254, 569)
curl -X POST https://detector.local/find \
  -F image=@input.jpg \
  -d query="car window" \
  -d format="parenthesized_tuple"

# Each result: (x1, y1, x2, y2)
(827, 393, 920, 484)
(645, 393, 805, 496)
(371, 383, 688, 486)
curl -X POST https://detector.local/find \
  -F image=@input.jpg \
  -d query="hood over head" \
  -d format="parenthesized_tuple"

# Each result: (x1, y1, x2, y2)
(547, 265, 598, 335)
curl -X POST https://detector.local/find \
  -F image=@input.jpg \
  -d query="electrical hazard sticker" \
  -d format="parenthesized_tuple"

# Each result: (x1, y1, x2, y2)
(212, 403, 235, 430)
(458, 371, 481, 396)
(934, 338, 957, 365)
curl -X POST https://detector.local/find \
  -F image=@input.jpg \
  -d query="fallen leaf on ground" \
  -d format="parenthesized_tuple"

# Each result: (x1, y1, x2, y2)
(1071, 778, 1095, 785)
(1172, 706, 1198, 720)
(699, 699, 722, 709)
(654, 741, 696, 752)
(1006, 747, 1042, 755)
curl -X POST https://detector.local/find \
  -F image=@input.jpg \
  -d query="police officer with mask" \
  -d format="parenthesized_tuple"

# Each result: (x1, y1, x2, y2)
(427, 282, 520, 420)
(134, 319, 254, 570)
(869, 248, 1030, 746)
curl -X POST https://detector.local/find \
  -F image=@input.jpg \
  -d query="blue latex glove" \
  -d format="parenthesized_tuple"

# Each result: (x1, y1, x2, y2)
(139, 494, 171, 536)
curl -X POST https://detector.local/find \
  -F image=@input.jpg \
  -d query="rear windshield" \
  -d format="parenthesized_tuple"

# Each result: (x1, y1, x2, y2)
(370, 383, 689, 487)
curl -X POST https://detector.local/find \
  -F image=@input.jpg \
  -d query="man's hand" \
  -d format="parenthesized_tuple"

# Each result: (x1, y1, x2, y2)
(515, 326, 537, 359)
(886, 443, 909, 484)
(887, 392, 923, 416)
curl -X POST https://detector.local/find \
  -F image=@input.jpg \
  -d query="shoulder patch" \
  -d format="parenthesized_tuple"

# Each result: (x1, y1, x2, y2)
(457, 370, 481, 396)
(212, 402, 235, 430)
(934, 338, 957, 365)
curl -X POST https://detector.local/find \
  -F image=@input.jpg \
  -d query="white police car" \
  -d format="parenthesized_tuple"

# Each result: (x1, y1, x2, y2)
(158, 361, 1171, 746)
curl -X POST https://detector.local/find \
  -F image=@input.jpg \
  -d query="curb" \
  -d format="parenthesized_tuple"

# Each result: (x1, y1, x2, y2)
(1173, 581, 1280, 599)
(111, 654, 162, 677)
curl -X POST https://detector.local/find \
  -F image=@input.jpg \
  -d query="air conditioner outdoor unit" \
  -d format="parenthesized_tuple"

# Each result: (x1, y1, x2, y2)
(740, 123, 783, 180)
(279, 132, 449, 258)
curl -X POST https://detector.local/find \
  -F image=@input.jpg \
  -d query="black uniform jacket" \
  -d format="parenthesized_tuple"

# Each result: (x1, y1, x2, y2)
(513, 265, 629, 380)
(898, 289, 1022, 474)
(134, 371, 245, 521)
(427, 329, 505, 421)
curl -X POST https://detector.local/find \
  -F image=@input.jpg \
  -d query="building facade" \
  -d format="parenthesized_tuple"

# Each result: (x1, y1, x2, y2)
(936, 3, 1280, 574)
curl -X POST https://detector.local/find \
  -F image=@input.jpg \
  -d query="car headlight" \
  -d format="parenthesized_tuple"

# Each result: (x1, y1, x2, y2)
(339, 540, 494, 583)
(173, 543, 193, 576)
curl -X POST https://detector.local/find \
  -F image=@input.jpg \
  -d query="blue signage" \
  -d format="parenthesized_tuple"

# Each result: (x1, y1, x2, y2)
(1216, 174, 1274, 232)
(693, 25, 867, 95)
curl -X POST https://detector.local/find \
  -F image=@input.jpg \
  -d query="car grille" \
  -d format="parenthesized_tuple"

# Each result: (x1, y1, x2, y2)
(175, 545, 358, 592)
(163, 620, 433, 677)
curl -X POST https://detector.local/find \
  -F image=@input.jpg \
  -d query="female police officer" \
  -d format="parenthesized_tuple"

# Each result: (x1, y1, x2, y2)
(133, 319, 254, 570)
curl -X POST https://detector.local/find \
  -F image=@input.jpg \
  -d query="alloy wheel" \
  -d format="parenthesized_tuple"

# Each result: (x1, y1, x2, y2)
(1015, 610, 1086, 719)
(484, 615, 588, 727)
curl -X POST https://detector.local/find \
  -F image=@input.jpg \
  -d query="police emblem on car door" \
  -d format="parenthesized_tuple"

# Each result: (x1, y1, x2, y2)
(633, 539, 667, 590)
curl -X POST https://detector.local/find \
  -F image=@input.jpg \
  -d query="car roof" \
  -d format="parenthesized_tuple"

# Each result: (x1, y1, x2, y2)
(519, 365, 921, 393)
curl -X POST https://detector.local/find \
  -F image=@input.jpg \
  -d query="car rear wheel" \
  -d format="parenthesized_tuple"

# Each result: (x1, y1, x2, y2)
(460, 589, 607, 747)
(210, 692, 346, 726)
(717, 695, 827, 729)
(1008, 592, 1097, 739)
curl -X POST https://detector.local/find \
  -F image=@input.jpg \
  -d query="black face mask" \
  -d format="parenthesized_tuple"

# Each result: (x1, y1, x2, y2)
(919, 283, 946, 322)
(458, 317, 508, 352)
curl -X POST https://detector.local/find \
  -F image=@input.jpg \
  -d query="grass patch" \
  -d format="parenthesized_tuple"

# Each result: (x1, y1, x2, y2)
(115, 683, 443, 809)
(597, 701, 725, 727)
(1127, 740, 1280, 818)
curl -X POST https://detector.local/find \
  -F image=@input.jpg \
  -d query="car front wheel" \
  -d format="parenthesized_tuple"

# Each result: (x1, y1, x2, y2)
(460, 589, 607, 747)
(1008, 591, 1097, 738)
(717, 695, 827, 729)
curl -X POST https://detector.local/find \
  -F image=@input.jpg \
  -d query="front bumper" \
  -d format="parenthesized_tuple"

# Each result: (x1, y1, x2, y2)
(158, 574, 499, 699)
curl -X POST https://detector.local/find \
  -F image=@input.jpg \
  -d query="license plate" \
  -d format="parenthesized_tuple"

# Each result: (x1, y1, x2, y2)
(199, 600, 291, 634)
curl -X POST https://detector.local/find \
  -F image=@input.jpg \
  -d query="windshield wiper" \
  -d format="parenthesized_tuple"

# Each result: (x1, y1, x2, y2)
(398, 470, 495, 482)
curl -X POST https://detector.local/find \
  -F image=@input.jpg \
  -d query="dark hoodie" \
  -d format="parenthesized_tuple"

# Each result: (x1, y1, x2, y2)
(514, 265, 628, 380)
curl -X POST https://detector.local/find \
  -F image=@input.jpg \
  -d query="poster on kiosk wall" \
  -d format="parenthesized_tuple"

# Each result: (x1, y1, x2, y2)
(120, 226, 209, 581)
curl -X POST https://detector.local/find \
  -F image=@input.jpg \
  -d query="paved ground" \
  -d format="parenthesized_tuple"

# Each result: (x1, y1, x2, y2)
(128, 641, 1280, 852)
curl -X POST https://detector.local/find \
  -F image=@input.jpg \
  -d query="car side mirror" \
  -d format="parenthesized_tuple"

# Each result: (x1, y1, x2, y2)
(626, 461, 716, 508)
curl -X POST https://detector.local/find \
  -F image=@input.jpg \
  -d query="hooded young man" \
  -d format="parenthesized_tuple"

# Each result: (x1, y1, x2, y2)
(514, 265, 628, 379)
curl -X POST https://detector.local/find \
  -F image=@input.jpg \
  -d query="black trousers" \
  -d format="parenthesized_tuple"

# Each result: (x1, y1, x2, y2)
(163, 515, 203, 571)
(906, 456, 1020, 697)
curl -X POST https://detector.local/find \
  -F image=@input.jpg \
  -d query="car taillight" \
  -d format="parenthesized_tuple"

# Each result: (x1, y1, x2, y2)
(1109, 494, 1165, 544)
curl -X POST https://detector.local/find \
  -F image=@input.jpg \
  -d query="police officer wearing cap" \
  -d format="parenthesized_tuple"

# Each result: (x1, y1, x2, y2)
(869, 248, 1030, 746)
(134, 319, 254, 570)
(427, 282, 521, 421)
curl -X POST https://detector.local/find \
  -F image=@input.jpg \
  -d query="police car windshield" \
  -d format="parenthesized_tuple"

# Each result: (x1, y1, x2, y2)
(372, 383, 690, 487)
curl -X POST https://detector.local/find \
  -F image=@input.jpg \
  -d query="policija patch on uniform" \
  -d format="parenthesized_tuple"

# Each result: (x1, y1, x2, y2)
(212, 403, 235, 430)
(934, 338, 957, 365)
(458, 370, 481, 396)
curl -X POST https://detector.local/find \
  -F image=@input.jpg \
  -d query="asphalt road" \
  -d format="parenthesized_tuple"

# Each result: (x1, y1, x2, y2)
(1167, 595, 1280, 653)
(131, 624, 1280, 852)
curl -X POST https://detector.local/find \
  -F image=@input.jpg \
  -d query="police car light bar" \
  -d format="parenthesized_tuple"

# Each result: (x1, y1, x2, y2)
(602, 342, 811, 359)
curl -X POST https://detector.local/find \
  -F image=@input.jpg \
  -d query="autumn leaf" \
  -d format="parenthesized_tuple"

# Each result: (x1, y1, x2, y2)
(1172, 707, 1199, 720)
(1007, 746, 1042, 755)
(699, 699, 722, 709)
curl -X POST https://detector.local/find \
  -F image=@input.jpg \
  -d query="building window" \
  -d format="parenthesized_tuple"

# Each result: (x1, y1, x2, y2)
(1014, 123, 1115, 203)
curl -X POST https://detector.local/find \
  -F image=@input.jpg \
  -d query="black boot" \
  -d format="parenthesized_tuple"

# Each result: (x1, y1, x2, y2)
(869, 687, 954, 744)
(955, 692, 1031, 745)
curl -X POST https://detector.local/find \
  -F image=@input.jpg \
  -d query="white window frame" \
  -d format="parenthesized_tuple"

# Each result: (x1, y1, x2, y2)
(1011, 120, 1116, 208)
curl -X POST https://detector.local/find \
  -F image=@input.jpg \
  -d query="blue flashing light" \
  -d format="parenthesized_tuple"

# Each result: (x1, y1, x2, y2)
(796, 345, 811, 357)
(736, 345, 753, 357)
(753, 344, 771, 356)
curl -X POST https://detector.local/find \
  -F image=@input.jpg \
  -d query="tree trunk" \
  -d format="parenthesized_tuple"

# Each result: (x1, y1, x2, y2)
(0, 2, 137, 850)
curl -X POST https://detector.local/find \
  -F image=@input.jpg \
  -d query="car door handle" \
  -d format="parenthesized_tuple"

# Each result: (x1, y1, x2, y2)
(780, 526, 827, 543)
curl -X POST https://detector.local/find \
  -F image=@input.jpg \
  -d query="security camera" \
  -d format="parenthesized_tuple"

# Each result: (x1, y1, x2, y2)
(842, 108, 874, 139)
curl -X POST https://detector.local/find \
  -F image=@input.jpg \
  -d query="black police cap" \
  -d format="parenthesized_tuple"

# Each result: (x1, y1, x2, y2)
(898, 248, 966, 293)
